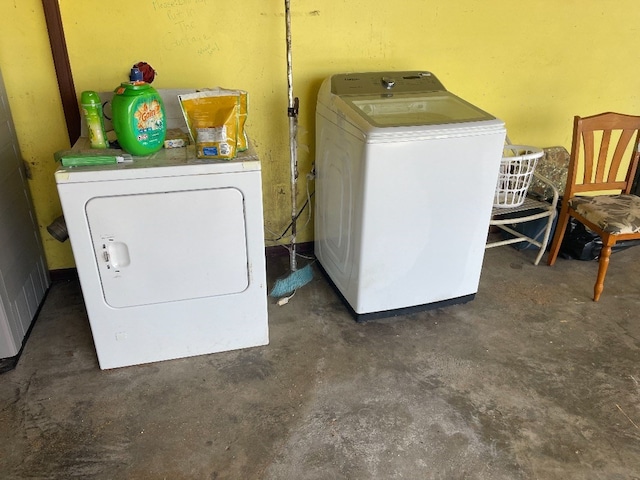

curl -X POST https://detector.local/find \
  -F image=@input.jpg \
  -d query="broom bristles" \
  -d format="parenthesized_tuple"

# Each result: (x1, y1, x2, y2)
(269, 264, 313, 298)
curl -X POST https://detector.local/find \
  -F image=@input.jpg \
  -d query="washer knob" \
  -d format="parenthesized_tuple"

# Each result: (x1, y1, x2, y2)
(381, 76, 396, 89)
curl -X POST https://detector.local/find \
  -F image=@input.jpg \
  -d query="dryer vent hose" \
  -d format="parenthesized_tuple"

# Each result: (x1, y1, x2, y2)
(47, 215, 68, 242)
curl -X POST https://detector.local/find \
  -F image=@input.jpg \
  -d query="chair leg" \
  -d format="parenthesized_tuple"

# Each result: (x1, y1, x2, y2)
(547, 203, 571, 266)
(594, 241, 614, 302)
(593, 236, 616, 302)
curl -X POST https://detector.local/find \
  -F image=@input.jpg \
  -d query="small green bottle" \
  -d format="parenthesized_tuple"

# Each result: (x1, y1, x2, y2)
(111, 81, 166, 156)
(81, 91, 109, 149)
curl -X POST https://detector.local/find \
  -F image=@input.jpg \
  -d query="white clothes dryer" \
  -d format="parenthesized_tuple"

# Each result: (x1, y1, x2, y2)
(55, 142, 268, 369)
(315, 71, 506, 321)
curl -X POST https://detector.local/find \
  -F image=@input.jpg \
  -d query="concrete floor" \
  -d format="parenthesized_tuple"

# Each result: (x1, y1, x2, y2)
(2, 245, 640, 479)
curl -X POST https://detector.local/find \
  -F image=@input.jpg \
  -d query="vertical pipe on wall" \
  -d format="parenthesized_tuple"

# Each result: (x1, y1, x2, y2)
(285, 0, 299, 271)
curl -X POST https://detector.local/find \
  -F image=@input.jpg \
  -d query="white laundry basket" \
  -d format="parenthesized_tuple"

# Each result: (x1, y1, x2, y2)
(493, 145, 544, 208)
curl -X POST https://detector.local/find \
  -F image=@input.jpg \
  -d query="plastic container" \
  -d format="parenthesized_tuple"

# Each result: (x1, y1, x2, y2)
(493, 145, 544, 208)
(81, 91, 109, 149)
(111, 82, 166, 156)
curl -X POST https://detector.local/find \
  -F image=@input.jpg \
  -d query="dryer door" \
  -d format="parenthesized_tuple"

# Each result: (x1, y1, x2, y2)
(86, 187, 248, 308)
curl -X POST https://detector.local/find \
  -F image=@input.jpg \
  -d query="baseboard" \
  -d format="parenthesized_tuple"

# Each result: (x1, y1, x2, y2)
(49, 268, 79, 282)
(265, 241, 314, 258)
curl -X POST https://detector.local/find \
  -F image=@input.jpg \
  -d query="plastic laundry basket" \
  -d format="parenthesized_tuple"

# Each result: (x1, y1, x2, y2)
(493, 145, 544, 208)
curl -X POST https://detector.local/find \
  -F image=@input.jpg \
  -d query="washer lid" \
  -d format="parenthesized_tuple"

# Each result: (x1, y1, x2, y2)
(340, 91, 496, 128)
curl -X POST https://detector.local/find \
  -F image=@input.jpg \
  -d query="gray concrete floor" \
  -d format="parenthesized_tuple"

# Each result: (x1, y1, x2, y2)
(2, 245, 640, 479)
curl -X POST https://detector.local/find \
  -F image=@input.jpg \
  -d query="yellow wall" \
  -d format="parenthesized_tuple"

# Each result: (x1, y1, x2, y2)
(2, 0, 640, 269)
(0, 1, 73, 269)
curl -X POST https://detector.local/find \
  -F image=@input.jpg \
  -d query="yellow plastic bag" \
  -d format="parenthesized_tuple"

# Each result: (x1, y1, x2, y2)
(236, 90, 248, 152)
(199, 87, 248, 152)
(178, 91, 240, 159)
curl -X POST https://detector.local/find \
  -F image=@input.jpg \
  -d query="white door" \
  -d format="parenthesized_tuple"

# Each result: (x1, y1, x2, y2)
(0, 67, 50, 359)
(86, 187, 249, 308)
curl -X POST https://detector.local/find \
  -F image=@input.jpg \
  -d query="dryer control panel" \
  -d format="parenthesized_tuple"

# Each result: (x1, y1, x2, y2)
(331, 71, 446, 96)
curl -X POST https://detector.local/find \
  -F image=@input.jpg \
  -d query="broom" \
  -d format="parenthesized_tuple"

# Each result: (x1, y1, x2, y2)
(269, 0, 313, 299)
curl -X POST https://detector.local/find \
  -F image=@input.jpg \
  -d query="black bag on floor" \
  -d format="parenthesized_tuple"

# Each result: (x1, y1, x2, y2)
(559, 217, 640, 260)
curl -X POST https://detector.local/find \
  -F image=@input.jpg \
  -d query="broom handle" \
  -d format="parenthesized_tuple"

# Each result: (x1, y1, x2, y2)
(285, 0, 294, 113)
(285, 0, 298, 272)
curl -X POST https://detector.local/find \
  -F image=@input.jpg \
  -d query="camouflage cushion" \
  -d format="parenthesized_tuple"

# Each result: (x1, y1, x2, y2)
(528, 146, 570, 201)
(569, 194, 640, 234)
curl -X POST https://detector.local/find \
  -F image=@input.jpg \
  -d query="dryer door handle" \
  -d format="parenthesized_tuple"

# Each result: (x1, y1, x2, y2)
(105, 241, 131, 269)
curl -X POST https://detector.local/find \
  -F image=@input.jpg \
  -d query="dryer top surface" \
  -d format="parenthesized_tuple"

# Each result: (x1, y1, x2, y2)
(55, 137, 260, 183)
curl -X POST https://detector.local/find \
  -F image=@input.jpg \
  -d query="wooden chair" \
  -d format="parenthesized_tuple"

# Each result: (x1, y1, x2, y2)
(547, 112, 640, 301)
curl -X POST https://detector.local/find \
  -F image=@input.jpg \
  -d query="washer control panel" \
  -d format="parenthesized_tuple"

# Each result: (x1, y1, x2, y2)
(331, 71, 446, 96)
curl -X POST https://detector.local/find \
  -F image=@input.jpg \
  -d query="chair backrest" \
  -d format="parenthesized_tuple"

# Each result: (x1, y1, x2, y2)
(567, 112, 640, 198)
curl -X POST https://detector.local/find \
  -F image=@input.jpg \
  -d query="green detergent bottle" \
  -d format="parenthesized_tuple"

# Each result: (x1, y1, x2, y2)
(111, 80, 166, 156)
(81, 91, 109, 149)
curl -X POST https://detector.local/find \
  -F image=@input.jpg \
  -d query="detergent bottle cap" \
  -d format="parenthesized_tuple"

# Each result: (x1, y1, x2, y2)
(80, 90, 101, 106)
(129, 67, 144, 82)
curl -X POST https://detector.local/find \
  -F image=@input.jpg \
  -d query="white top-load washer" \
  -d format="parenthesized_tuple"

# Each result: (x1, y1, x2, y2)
(315, 71, 506, 321)
(55, 140, 268, 369)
